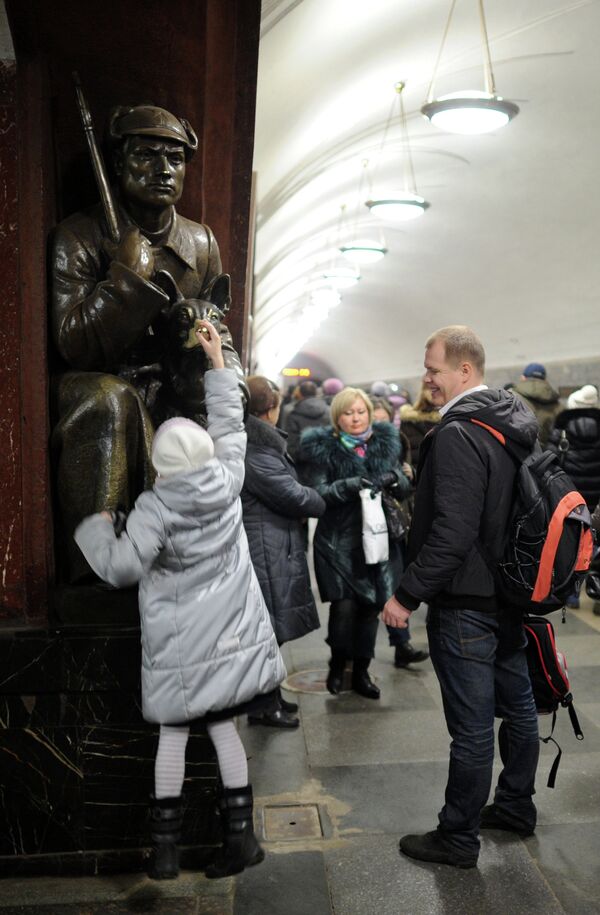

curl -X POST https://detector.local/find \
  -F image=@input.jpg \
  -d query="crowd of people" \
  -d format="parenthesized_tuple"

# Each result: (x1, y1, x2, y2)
(74, 323, 600, 880)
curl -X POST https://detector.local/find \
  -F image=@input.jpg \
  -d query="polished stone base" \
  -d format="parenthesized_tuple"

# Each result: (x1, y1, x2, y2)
(0, 623, 219, 876)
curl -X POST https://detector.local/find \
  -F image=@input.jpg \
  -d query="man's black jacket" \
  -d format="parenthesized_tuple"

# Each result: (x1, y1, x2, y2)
(394, 389, 538, 613)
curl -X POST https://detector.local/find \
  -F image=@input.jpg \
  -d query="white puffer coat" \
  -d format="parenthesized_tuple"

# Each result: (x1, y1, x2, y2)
(74, 368, 286, 725)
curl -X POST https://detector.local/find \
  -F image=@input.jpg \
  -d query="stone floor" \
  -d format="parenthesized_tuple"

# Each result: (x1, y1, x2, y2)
(2, 594, 600, 914)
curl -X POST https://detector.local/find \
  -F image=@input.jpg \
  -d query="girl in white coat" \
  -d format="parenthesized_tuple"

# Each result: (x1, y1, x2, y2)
(75, 322, 285, 880)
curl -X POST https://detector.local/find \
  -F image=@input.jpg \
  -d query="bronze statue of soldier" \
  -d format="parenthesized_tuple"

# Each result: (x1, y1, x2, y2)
(50, 105, 245, 583)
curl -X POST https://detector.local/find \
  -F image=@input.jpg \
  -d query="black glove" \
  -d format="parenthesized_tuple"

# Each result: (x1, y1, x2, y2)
(372, 470, 399, 491)
(108, 507, 128, 537)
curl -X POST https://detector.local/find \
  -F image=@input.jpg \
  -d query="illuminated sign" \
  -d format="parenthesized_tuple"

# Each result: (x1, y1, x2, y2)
(282, 368, 311, 377)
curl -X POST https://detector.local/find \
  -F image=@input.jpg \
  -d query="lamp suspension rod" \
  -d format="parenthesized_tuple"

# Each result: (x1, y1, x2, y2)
(477, 0, 496, 96)
(398, 84, 417, 194)
(425, 0, 458, 103)
(348, 158, 370, 243)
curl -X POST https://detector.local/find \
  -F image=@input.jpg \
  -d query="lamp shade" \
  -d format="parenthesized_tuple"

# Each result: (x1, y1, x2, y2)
(366, 194, 430, 221)
(322, 264, 361, 289)
(421, 91, 519, 135)
(340, 244, 387, 265)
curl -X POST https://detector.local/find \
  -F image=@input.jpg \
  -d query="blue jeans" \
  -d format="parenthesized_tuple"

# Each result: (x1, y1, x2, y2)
(386, 622, 410, 646)
(427, 607, 539, 857)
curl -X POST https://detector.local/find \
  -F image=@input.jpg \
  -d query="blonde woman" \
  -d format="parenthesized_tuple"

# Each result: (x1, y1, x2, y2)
(300, 387, 411, 699)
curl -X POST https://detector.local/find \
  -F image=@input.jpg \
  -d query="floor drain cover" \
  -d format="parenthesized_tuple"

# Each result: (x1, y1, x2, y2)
(263, 804, 323, 840)
(282, 668, 354, 694)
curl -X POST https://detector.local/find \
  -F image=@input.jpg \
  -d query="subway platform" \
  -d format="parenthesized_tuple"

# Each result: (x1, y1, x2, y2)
(2, 596, 600, 914)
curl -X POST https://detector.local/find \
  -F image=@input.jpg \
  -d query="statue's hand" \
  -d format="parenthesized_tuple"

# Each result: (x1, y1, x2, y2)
(104, 226, 155, 281)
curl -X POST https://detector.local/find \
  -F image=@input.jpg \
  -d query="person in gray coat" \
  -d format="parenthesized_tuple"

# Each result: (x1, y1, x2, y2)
(75, 322, 285, 882)
(242, 376, 326, 728)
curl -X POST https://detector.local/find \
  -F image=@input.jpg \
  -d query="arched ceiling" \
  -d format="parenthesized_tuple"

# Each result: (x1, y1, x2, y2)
(252, 0, 600, 382)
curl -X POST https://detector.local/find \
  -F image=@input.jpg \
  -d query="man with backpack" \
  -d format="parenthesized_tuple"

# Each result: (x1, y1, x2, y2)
(382, 325, 541, 869)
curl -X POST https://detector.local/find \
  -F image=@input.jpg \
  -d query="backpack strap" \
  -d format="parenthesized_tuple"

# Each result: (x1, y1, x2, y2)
(565, 699, 584, 741)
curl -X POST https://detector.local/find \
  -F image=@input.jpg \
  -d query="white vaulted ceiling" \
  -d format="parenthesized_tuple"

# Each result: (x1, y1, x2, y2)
(252, 0, 600, 382)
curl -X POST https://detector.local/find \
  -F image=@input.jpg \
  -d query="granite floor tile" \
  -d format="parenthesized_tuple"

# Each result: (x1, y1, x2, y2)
(302, 709, 450, 767)
(312, 761, 450, 835)
(237, 715, 311, 797)
(323, 834, 563, 915)
(526, 822, 600, 914)
(234, 850, 332, 915)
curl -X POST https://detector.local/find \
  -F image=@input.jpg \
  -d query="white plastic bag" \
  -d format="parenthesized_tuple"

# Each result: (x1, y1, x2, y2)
(360, 488, 389, 564)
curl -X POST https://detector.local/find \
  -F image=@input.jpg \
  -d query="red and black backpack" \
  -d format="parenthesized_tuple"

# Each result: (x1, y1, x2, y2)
(524, 615, 584, 787)
(469, 419, 594, 614)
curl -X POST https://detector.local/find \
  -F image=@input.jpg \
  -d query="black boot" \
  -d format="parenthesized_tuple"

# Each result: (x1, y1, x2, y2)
(394, 642, 429, 668)
(205, 785, 265, 879)
(351, 658, 380, 699)
(326, 652, 346, 695)
(278, 688, 298, 714)
(148, 795, 183, 880)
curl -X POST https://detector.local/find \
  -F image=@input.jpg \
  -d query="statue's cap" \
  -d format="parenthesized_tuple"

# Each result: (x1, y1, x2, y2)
(108, 105, 198, 157)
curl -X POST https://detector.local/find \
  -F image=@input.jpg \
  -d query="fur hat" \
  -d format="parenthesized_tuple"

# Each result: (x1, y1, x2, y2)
(567, 384, 599, 409)
(152, 418, 214, 477)
(322, 377, 344, 396)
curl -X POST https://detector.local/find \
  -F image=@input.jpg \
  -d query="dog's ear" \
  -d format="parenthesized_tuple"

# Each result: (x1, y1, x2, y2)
(155, 269, 185, 305)
(204, 273, 231, 314)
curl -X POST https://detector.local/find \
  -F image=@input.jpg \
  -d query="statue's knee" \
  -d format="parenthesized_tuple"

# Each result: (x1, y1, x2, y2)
(95, 375, 141, 418)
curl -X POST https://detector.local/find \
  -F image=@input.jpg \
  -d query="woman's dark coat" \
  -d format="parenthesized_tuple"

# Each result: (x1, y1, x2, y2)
(241, 415, 325, 644)
(299, 422, 411, 607)
(547, 407, 600, 509)
(398, 403, 441, 469)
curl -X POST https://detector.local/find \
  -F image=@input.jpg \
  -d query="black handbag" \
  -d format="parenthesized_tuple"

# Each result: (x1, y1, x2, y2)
(381, 489, 412, 543)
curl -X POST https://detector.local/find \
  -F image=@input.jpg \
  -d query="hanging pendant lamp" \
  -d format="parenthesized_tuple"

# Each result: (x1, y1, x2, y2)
(366, 82, 430, 221)
(421, 0, 519, 135)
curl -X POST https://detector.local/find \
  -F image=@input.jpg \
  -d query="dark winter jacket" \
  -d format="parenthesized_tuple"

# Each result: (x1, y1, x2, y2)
(285, 396, 330, 460)
(241, 415, 325, 644)
(299, 423, 412, 607)
(394, 389, 538, 614)
(511, 378, 561, 448)
(398, 403, 441, 469)
(547, 407, 600, 509)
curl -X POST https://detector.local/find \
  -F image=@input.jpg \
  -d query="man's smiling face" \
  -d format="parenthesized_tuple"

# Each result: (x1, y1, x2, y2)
(423, 338, 469, 407)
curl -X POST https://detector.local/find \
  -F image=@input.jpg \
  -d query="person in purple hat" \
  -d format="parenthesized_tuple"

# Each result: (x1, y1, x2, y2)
(510, 362, 560, 447)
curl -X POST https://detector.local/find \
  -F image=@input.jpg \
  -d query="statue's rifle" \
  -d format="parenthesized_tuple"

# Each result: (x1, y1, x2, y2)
(72, 72, 120, 244)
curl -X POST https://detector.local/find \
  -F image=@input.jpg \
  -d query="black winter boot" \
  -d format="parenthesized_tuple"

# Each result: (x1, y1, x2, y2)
(326, 652, 346, 695)
(148, 795, 184, 880)
(351, 658, 380, 699)
(394, 642, 429, 668)
(205, 785, 265, 879)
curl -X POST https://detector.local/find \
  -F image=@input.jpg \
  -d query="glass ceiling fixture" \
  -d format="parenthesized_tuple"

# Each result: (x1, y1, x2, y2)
(421, 0, 519, 135)
(365, 81, 430, 222)
(341, 161, 387, 265)
(323, 205, 361, 288)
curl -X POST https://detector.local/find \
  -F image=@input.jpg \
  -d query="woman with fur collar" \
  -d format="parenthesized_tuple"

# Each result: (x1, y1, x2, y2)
(399, 384, 441, 470)
(299, 387, 412, 700)
(241, 376, 326, 727)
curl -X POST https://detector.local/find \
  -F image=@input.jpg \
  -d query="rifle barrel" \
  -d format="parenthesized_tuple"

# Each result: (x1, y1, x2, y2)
(73, 72, 120, 244)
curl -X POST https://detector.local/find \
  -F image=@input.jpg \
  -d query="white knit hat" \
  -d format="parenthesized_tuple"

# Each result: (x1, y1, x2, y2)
(567, 384, 599, 409)
(152, 418, 214, 477)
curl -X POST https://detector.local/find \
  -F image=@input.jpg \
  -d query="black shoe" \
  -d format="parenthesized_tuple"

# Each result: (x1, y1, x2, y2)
(205, 785, 265, 879)
(480, 804, 535, 837)
(326, 654, 346, 695)
(147, 795, 183, 880)
(351, 669, 380, 700)
(399, 830, 477, 869)
(394, 643, 429, 668)
(278, 689, 298, 713)
(247, 707, 299, 729)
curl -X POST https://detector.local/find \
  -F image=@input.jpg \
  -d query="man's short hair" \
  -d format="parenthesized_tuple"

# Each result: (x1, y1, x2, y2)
(426, 325, 485, 376)
(299, 381, 317, 398)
